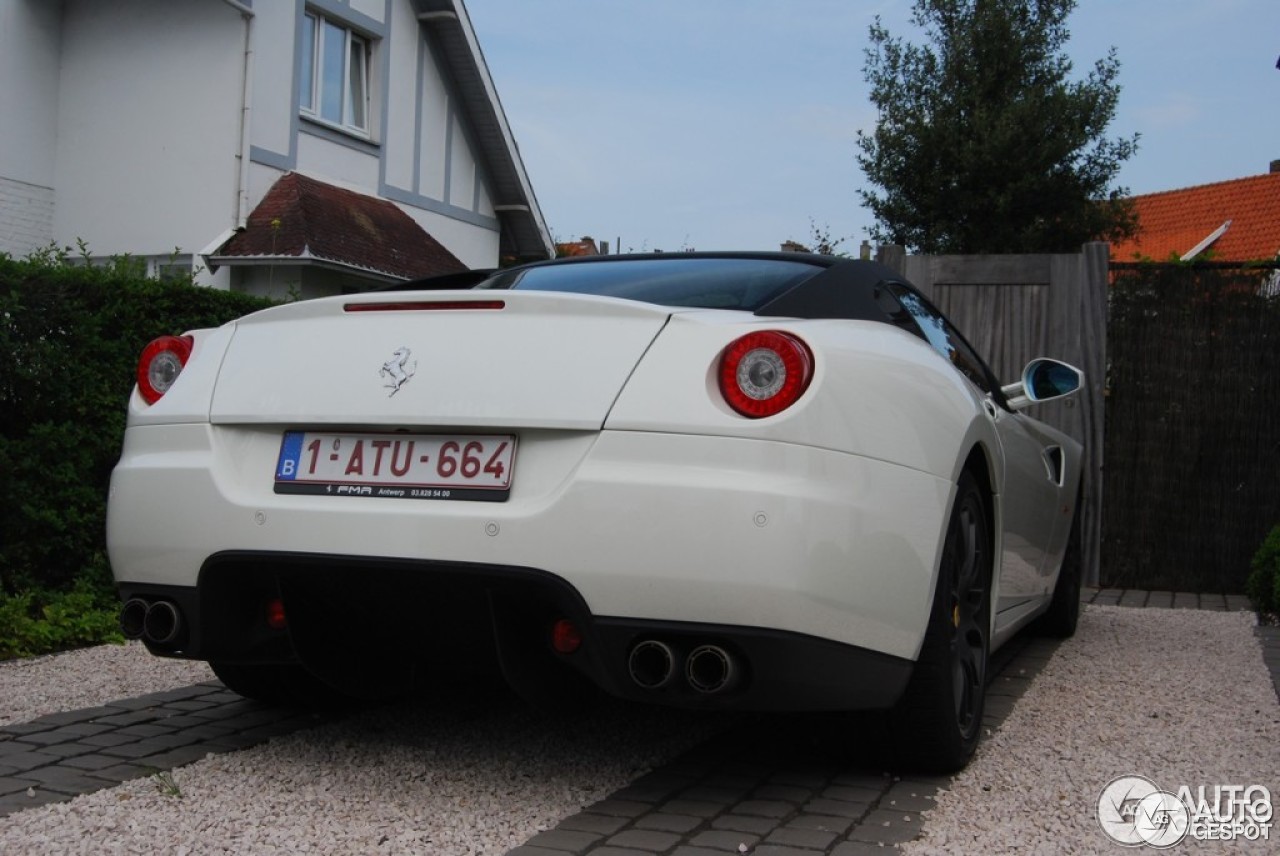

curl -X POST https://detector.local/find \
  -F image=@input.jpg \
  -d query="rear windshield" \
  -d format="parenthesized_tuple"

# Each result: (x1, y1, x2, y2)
(480, 257, 824, 311)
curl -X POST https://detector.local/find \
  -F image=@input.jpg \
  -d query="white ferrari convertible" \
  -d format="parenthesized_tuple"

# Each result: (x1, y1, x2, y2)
(108, 253, 1083, 770)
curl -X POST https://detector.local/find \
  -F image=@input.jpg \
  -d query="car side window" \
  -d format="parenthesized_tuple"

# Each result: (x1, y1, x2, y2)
(882, 284, 996, 397)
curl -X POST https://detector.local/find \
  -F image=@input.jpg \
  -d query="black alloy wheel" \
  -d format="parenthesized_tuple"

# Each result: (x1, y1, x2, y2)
(890, 470, 991, 772)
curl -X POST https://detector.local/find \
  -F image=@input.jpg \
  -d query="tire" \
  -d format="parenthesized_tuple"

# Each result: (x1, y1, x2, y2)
(210, 661, 353, 708)
(1035, 488, 1083, 639)
(890, 471, 991, 773)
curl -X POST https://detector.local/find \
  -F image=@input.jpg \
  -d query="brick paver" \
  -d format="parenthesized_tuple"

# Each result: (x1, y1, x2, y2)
(1, 586, 1272, 856)
(0, 682, 333, 817)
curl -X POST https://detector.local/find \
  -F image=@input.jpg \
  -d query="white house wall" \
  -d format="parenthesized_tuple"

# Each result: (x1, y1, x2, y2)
(245, 0, 502, 275)
(0, 0, 62, 255)
(2, 0, 518, 283)
(52, 0, 244, 259)
(246, 0, 297, 165)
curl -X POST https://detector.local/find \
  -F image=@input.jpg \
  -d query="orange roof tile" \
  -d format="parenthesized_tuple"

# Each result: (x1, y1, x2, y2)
(1110, 171, 1280, 263)
(556, 237, 600, 257)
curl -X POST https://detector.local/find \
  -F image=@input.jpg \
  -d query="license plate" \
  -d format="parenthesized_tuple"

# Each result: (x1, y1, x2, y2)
(274, 431, 516, 502)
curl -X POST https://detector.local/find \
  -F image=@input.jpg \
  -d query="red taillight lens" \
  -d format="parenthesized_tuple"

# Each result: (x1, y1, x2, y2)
(265, 598, 288, 631)
(551, 618, 583, 654)
(718, 331, 814, 418)
(137, 335, 194, 404)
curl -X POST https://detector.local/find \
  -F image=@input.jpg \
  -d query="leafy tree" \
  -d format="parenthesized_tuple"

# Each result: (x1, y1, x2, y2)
(856, 0, 1139, 254)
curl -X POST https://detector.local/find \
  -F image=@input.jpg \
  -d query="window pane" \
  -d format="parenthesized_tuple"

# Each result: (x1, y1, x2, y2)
(320, 21, 345, 123)
(299, 14, 315, 110)
(500, 259, 824, 310)
(348, 36, 367, 130)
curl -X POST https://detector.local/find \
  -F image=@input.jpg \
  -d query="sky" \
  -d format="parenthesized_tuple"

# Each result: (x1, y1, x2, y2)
(464, 0, 1280, 254)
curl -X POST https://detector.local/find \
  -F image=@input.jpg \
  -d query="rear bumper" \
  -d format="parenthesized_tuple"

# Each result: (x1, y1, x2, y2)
(118, 553, 913, 712)
(108, 424, 951, 663)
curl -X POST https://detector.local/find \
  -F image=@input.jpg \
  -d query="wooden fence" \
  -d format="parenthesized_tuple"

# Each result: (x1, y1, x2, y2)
(877, 243, 1109, 585)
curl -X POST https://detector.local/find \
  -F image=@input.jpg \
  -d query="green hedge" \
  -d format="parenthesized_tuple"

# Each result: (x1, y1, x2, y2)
(0, 251, 274, 600)
(1246, 525, 1280, 616)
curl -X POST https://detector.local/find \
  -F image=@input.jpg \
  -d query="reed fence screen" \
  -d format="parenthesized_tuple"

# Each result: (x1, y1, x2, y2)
(1102, 263, 1280, 592)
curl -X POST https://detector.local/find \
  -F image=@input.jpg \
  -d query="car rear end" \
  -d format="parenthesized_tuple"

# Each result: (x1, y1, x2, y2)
(108, 259, 964, 710)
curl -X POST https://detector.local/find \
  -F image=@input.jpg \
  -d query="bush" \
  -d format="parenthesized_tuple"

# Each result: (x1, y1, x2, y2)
(0, 580, 126, 659)
(1246, 524, 1280, 616)
(0, 250, 274, 600)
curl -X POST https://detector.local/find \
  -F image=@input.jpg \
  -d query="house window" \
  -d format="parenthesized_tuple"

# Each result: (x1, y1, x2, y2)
(300, 11, 370, 136)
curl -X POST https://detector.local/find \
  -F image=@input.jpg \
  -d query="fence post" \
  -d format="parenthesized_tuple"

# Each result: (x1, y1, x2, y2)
(1064, 242, 1107, 586)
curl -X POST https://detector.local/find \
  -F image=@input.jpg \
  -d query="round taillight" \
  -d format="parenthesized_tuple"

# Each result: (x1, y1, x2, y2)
(137, 335, 194, 404)
(718, 331, 814, 418)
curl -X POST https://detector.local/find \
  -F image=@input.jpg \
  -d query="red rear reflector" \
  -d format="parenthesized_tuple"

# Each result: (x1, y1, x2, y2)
(718, 331, 814, 418)
(344, 300, 506, 312)
(265, 598, 288, 631)
(551, 618, 583, 654)
(136, 335, 194, 405)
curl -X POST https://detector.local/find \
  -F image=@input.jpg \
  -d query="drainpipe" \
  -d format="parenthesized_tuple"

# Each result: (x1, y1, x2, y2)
(223, 0, 255, 229)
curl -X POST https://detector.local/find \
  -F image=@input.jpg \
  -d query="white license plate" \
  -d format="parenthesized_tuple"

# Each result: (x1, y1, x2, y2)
(274, 431, 516, 501)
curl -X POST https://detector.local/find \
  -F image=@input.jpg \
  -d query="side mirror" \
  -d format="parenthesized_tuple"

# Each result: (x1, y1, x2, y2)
(1001, 359, 1083, 411)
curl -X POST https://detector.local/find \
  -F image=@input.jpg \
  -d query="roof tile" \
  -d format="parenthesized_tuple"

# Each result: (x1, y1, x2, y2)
(217, 173, 466, 280)
(1111, 171, 1280, 263)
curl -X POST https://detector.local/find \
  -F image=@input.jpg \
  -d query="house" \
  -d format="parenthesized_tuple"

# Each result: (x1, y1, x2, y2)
(0, 0, 553, 298)
(1110, 163, 1280, 263)
(555, 236, 601, 257)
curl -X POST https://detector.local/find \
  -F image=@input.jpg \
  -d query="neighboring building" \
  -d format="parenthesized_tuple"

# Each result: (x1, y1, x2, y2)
(556, 236, 601, 257)
(1110, 163, 1280, 263)
(0, 0, 553, 298)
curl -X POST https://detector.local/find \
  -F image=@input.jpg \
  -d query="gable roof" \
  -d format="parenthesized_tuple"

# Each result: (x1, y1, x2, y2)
(556, 237, 600, 257)
(211, 172, 466, 281)
(1110, 169, 1280, 263)
(414, 0, 553, 261)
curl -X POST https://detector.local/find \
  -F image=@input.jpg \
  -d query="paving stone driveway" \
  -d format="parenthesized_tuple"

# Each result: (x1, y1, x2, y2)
(0, 589, 1271, 855)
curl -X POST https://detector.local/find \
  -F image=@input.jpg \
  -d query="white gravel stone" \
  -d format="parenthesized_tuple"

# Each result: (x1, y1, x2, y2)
(0, 641, 213, 725)
(902, 606, 1279, 855)
(2, 605, 1275, 853)
(0, 645, 719, 854)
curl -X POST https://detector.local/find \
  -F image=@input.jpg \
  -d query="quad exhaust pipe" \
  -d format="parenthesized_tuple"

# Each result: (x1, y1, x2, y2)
(685, 644, 736, 694)
(627, 639, 739, 694)
(120, 598, 183, 645)
(627, 640, 676, 689)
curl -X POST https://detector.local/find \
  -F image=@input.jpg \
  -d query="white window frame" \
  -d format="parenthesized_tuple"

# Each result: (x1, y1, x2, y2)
(300, 10, 372, 138)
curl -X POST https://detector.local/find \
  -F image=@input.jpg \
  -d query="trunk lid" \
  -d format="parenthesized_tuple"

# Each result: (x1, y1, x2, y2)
(209, 291, 671, 430)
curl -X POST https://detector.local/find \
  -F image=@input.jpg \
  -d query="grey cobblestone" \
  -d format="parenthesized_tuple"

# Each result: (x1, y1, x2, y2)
(605, 829, 683, 851)
(3, 586, 1270, 856)
(764, 826, 839, 849)
(555, 812, 630, 836)
(633, 812, 702, 834)
(710, 814, 781, 836)
(522, 829, 602, 851)
(659, 798, 724, 819)
(687, 829, 761, 851)
(784, 815, 855, 835)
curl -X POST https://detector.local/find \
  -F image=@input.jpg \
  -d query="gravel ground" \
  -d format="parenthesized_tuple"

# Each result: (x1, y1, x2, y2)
(903, 605, 1279, 855)
(1, 606, 1275, 853)
(0, 642, 213, 726)
(0, 647, 720, 854)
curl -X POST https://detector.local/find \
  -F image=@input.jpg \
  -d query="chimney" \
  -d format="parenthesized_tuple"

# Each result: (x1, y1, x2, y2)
(1272, 159, 1280, 174)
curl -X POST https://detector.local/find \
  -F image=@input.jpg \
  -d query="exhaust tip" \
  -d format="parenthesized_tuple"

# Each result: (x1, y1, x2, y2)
(686, 645, 736, 694)
(119, 598, 149, 640)
(628, 640, 675, 690)
(143, 600, 182, 645)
